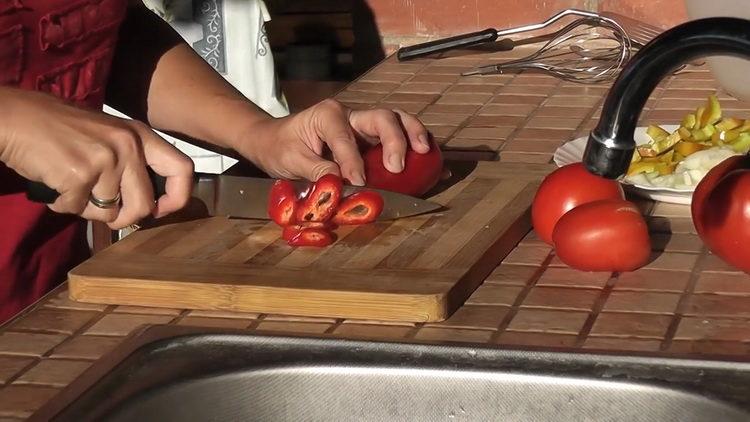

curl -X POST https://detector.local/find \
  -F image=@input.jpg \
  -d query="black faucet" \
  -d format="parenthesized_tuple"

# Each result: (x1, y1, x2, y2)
(583, 17, 750, 179)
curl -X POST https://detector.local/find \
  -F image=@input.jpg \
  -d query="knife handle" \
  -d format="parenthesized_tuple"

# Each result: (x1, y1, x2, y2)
(397, 28, 498, 61)
(26, 169, 167, 204)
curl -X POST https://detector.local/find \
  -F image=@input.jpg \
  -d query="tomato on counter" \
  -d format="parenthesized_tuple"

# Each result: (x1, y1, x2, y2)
(363, 138, 443, 197)
(532, 163, 624, 245)
(691, 155, 750, 273)
(552, 199, 651, 272)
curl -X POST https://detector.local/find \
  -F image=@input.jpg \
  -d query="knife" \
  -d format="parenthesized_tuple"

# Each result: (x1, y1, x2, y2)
(26, 173, 442, 221)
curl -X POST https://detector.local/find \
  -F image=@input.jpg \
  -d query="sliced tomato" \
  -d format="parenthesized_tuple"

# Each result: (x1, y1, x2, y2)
(267, 179, 298, 226)
(331, 191, 384, 225)
(532, 163, 624, 245)
(295, 174, 343, 222)
(287, 228, 334, 247)
(552, 199, 651, 272)
(282, 222, 336, 242)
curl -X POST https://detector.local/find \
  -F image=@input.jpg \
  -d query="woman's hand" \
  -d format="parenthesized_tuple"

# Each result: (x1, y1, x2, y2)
(237, 99, 431, 184)
(0, 88, 193, 229)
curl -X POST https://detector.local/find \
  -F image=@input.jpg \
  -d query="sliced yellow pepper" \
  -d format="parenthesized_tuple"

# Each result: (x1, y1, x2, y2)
(674, 140, 707, 157)
(678, 127, 693, 141)
(695, 106, 706, 129)
(700, 94, 722, 127)
(731, 133, 750, 153)
(716, 117, 743, 132)
(646, 124, 670, 141)
(681, 113, 697, 130)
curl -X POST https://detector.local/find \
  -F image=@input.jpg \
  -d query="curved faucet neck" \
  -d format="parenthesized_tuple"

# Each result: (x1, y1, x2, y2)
(583, 17, 750, 179)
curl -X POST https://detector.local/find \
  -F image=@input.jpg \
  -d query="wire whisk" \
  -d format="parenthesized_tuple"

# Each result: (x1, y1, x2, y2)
(462, 15, 631, 84)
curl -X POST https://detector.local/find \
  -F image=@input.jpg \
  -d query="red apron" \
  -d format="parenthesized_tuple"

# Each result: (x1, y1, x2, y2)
(0, 0, 128, 323)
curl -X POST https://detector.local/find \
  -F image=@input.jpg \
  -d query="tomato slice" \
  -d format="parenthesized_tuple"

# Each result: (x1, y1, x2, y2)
(552, 199, 651, 272)
(282, 222, 335, 241)
(287, 228, 334, 247)
(295, 174, 343, 222)
(331, 191, 384, 225)
(267, 179, 298, 226)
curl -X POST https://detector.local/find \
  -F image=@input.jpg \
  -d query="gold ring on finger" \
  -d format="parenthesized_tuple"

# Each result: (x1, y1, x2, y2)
(89, 192, 121, 209)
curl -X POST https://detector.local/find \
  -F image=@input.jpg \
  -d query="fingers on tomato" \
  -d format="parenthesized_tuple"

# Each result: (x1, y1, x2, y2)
(532, 163, 624, 245)
(363, 138, 443, 197)
(287, 228, 335, 247)
(331, 191, 384, 225)
(268, 180, 298, 226)
(296, 174, 343, 222)
(552, 199, 650, 272)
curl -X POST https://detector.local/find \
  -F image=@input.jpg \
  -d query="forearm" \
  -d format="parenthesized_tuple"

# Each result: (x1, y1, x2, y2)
(106, 3, 271, 151)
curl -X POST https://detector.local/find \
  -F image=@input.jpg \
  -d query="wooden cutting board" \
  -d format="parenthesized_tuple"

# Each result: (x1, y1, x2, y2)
(68, 162, 550, 322)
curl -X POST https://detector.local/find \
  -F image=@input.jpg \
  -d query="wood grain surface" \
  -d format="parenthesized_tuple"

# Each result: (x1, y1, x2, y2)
(68, 162, 545, 322)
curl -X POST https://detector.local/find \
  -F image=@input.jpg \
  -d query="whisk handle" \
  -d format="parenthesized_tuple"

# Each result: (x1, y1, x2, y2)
(397, 28, 498, 61)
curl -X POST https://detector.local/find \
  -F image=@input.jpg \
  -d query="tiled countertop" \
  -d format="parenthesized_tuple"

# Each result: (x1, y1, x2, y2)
(2, 49, 750, 419)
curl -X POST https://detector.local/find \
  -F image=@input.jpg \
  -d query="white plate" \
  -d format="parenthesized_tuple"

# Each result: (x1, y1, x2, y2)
(553, 125, 693, 205)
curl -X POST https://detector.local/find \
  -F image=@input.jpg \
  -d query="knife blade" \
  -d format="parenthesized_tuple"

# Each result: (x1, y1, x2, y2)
(26, 173, 442, 221)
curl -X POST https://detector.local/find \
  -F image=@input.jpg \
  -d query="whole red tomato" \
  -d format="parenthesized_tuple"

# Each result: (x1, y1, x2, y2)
(552, 199, 651, 272)
(363, 139, 443, 197)
(691, 155, 750, 273)
(532, 163, 624, 244)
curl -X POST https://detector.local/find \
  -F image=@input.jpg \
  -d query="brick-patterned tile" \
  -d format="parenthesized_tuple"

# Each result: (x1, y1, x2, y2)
(499, 85, 556, 96)
(524, 117, 581, 130)
(262, 314, 337, 323)
(556, 86, 608, 97)
(511, 74, 560, 86)
(383, 92, 438, 104)
(360, 72, 412, 84)
(486, 264, 538, 286)
(661, 89, 715, 99)
(187, 310, 260, 319)
(460, 74, 512, 85)
(435, 93, 493, 105)
(15, 359, 90, 388)
(0, 385, 60, 418)
(112, 305, 182, 315)
(0, 357, 34, 385)
(583, 337, 662, 352)
(50, 336, 122, 361)
(651, 233, 703, 254)
(499, 152, 552, 164)
(522, 287, 599, 312)
(414, 327, 493, 344)
(0, 333, 66, 357)
(429, 305, 509, 330)
(599, 0, 688, 29)
(694, 272, 750, 295)
(614, 270, 690, 293)
(395, 82, 450, 94)
(466, 285, 523, 306)
(646, 216, 696, 234)
(424, 125, 457, 139)
(501, 140, 560, 154)
(447, 84, 498, 94)
(348, 81, 400, 93)
(418, 113, 468, 126)
(254, 321, 333, 334)
(444, 138, 503, 152)
(507, 309, 588, 335)
(496, 331, 577, 348)
(603, 291, 681, 315)
(545, 96, 599, 107)
(491, 95, 545, 106)
(478, 104, 536, 116)
(502, 245, 551, 266)
(9, 309, 97, 335)
(408, 74, 460, 84)
(84, 314, 175, 337)
(644, 252, 698, 271)
(335, 91, 387, 104)
(420, 65, 471, 75)
(42, 289, 106, 312)
(177, 317, 252, 329)
(466, 115, 524, 127)
(682, 295, 750, 318)
(421, 104, 479, 115)
(332, 324, 411, 340)
(535, 106, 591, 118)
(377, 102, 426, 115)
(702, 253, 744, 273)
(514, 128, 574, 141)
(454, 126, 513, 139)
(674, 317, 750, 342)
(669, 339, 750, 355)
(536, 268, 611, 289)
(590, 313, 672, 338)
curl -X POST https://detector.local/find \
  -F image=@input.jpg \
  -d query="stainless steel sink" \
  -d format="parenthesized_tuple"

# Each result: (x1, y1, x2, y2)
(31, 325, 750, 422)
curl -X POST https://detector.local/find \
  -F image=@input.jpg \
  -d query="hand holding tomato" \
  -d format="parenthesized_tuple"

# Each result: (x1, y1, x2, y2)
(532, 163, 624, 245)
(691, 155, 750, 273)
